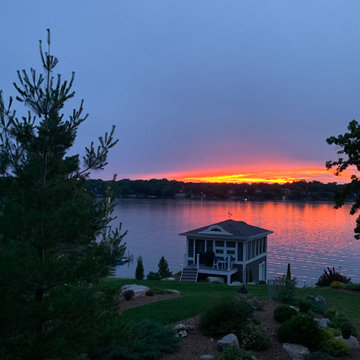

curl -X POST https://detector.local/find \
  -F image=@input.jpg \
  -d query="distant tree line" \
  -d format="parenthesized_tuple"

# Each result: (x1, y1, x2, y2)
(85, 178, 351, 202)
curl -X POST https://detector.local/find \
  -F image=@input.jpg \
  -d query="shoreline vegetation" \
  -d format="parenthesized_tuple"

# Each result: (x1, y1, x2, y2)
(86, 178, 351, 202)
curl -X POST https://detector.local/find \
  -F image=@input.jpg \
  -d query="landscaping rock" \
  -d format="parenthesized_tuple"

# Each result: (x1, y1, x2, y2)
(162, 277, 175, 281)
(283, 343, 310, 360)
(314, 317, 329, 328)
(336, 335, 360, 349)
(200, 355, 214, 359)
(217, 333, 239, 351)
(178, 330, 188, 338)
(307, 294, 326, 305)
(121, 284, 149, 298)
(174, 324, 194, 332)
(230, 281, 241, 286)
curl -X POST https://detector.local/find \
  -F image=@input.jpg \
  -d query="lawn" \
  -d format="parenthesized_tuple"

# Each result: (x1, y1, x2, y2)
(101, 278, 360, 326)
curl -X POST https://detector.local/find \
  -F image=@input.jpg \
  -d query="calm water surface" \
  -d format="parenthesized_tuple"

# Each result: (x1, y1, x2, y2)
(112, 199, 360, 285)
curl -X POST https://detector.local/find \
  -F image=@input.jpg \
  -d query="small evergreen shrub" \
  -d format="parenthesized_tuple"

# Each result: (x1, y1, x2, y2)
(147, 271, 161, 280)
(146, 289, 155, 296)
(251, 317, 261, 326)
(241, 324, 271, 351)
(330, 281, 341, 289)
(273, 305, 297, 323)
(299, 301, 311, 313)
(320, 329, 349, 357)
(344, 283, 360, 291)
(277, 314, 322, 350)
(306, 295, 327, 314)
(327, 327, 341, 337)
(200, 298, 253, 338)
(272, 275, 297, 304)
(328, 314, 356, 337)
(123, 289, 135, 300)
(316, 267, 351, 287)
(341, 322, 352, 339)
(305, 351, 336, 360)
(158, 256, 171, 278)
(213, 346, 253, 360)
(135, 256, 144, 280)
(128, 318, 180, 359)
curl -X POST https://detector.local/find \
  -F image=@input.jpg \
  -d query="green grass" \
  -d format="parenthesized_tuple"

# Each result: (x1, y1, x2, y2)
(102, 279, 360, 326)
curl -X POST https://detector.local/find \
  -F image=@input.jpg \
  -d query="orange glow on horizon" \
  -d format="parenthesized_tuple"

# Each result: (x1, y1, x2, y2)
(167, 167, 356, 184)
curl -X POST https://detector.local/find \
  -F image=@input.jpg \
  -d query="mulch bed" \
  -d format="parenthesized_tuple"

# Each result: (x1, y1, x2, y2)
(122, 294, 360, 360)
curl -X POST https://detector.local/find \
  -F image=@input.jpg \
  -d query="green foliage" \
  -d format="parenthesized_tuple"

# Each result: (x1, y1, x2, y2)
(328, 314, 356, 337)
(277, 314, 322, 350)
(330, 281, 341, 289)
(286, 263, 291, 280)
(306, 295, 327, 314)
(158, 256, 171, 278)
(199, 298, 253, 338)
(305, 351, 336, 360)
(135, 256, 144, 280)
(123, 290, 135, 300)
(326, 328, 341, 337)
(299, 301, 311, 313)
(273, 305, 298, 323)
(326, 119, 360, 238)
(320, 329, 349, 357)
(213, 346, 253, 360)
(0, 30, 126, 359)
(146, 289, 155, 296)
(272, 275, 297, 304)
(241, 324, 271, 351)
(251, 317, 261, 326)
(91, 318, 179, 360)
(147, 271, 161, 280)
(316, 267, 351, 286)
(344, 283, 360, 291)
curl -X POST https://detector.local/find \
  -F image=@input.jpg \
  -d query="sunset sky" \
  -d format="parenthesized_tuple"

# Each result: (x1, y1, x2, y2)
(1, 1, 360, 184)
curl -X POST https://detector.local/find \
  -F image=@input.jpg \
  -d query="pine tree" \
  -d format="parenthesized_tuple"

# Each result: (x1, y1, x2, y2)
(135, 256, 144, 280)
(0, 30, 127, 359)
(158, 256, 171, 278)
(286, 263, 291, 280)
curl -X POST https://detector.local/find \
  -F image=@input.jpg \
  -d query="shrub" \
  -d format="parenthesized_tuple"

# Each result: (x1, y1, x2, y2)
(272, 275, 297, 304)
(341, 322, 352, 339)
(305, 351, 336, 360)
(128, 318, 180, 359)
(135, 256, 144, 280)
(344, 283, 360, 291)
(320, 329, 349, 357)
(299, 301, 311, 313)
(251, 317, 261, 326)
(330, 281, 341, 289)
(241, 324, 271, 351)
(316, 267, 351, 287)
(274, 305, 297, 323)
(213, 346, 253, 360)
(327, 327, 341, 337)
(147, 271, 161, 280)
(277, 314, 322, 350)
(306, 295, 327, 314)
(146, 289, 155, 296)
(328, 314, 356, 337)
(200, 298, 253, 338)
(158, 256, 171, 278)
(123, 289, 135, 300)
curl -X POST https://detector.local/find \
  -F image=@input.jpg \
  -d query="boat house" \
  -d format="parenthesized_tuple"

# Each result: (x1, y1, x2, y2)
(179, 219, 273, 284)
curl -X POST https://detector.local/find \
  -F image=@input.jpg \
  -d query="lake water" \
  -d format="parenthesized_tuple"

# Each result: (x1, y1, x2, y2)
(112, 199, 360, 285)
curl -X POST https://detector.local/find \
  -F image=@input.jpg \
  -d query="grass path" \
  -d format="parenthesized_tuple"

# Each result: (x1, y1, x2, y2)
(102, 279, 360, 326)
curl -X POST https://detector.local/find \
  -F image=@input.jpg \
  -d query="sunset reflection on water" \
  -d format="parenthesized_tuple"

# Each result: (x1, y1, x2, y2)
(112, 199, 360, 284)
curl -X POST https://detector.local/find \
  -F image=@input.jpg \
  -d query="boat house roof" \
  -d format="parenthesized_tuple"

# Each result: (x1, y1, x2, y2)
(179, 219, 273, 240)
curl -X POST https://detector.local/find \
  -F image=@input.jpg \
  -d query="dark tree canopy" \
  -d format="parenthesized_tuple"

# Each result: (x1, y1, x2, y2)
(326, 119, 360, 238)
(0, 30, 127, 359)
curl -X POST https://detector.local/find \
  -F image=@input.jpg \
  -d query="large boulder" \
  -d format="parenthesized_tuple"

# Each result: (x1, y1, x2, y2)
(217, 333, 239, 351)
(336, 335, 360, 349)
(283, 343, 310, 360)
(121, 284, 149, 298)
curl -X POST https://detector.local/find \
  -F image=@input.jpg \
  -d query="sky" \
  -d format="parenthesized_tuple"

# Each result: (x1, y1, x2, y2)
(1, 1, 360, 184)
